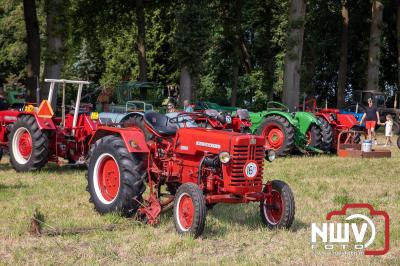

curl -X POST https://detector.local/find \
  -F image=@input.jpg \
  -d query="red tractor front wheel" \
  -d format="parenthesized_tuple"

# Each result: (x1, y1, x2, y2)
(173, 183, 206, 237)
(256, 115, 295, 157)
(260, 180, 295, 229)
(8, 115, 49, 172)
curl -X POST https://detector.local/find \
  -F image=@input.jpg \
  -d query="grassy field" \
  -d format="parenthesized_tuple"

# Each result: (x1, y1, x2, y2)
(0, 135, 399, 265)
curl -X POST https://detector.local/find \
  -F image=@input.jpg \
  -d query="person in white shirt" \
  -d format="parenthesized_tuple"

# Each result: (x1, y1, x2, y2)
(379, 114, 393, 147)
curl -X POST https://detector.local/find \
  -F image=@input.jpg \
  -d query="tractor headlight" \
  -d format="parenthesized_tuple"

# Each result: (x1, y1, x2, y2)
(225, 115, 232, 124)
(265, 150, 276, 162)
(219, 152, 231, 164)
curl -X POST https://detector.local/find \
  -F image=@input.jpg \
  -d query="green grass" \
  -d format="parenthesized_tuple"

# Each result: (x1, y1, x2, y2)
(0, 135, 399, 265)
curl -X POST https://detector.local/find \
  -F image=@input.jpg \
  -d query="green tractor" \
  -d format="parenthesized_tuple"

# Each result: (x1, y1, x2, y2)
(194, 100, 326, 156)
(248, 102, 325, 156)
(2, 85, 26, 110)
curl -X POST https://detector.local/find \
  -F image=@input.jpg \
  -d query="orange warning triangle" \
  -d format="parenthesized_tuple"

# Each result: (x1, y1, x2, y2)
(37, 100, 54, 118)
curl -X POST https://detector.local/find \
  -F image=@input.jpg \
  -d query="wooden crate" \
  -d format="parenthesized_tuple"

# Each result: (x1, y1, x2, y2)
(338, 144, 391, 158)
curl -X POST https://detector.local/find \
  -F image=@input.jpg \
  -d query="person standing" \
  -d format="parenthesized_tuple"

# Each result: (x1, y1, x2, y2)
(379, 114, 393, 147)
(360, 98, 380, 143)
(183, 99, 193, 112)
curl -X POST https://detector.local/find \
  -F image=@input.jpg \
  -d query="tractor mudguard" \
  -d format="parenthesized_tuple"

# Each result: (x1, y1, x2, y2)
(293, 112, 321, 135)
(90, 126, 149, 153)
(98, 111, 144, 125)
(17, 112, 56, 130)
(249, 110, 298, 132)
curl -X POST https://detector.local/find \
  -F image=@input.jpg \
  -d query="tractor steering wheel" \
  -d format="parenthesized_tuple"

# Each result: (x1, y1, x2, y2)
(168, 112, 202, 128)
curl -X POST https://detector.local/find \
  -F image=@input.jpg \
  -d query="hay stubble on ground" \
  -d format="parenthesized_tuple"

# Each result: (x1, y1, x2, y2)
(0, 135, 399, 265)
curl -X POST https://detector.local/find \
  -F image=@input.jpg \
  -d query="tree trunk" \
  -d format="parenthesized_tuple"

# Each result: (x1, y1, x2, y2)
(366, 0, 384, 91)
(337, 2, 349, 108)
(263, 1, 274, 100)
(230, 0, 244, 106)
(282, 0, 306, 111)
(22, 0, 41, 102)
(397, 0, 400, 103)
(180, 66, 192, 105)
(231, 62, 239, 106)
(136, 0, 147, 82)
(43, 0, 66, 108)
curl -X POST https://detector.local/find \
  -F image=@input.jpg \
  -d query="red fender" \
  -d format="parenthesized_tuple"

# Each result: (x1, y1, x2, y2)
(89, 126, 149, 153)
(17, 112, 56, 130)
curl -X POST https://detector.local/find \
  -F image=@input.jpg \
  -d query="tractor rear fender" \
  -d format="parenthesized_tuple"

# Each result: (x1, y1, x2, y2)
(89, 126, 149, 153)
(16, 112, 56, 130)
(119, 112, 144, 123)
(294, 112, 321, 135)
(249, 110, 298, 132)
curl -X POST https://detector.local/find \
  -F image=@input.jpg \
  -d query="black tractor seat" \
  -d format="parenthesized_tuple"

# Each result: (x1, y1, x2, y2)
(144, 112, 177, 136)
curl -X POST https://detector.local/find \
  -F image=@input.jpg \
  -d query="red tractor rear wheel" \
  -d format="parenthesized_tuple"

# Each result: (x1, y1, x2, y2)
(256, 115, 295, 156)
(8, 115, 49, 172)
(87, 135, 146, 216)
(260, 180, 295, 229)
(173, 183, 206, 237)
(306, 124, 321, 148)
(317, 117, 333, 151)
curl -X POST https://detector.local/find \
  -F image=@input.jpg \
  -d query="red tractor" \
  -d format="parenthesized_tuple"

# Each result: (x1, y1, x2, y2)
(8, 79, 97, 171)
(193, 109, 252, 133)
(86, 112, 294, 237)
(301, 98, 362, 151)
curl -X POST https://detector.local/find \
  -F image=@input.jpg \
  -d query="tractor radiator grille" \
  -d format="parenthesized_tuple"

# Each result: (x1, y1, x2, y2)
(229, 144, 264, 188)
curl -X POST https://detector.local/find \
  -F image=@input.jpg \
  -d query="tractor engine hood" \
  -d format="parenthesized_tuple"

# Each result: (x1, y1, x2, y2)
(175, 128, 264, 155)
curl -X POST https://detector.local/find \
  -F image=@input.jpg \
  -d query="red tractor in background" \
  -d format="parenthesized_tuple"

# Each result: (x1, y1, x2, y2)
(7, 79, 97, 172)
(194, 109, 252, 133)
(86, 111, 294, 237)
(300, 98, 362, 151)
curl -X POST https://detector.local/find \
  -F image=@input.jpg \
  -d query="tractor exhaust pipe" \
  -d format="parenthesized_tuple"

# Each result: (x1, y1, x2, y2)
(36, 76, 40, 106)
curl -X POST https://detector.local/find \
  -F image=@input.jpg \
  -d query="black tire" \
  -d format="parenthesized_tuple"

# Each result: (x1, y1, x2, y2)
(173, 183, 206, 238)
(397, 135, 400, 149)
(350, 125, 363, 144)
(121, 113, 152, 140)
(306, 124, 321, 148)
(0, 147, 3, 162)
(256, 115, 295, 156)
(8, 115, 49, 172)
(317, 117, 333, 151)
(260, 180, 295, 229)
(87, 135, 146, 217)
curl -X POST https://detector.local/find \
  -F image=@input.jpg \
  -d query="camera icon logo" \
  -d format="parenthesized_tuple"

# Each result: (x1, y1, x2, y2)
(311, 203, 390, 256)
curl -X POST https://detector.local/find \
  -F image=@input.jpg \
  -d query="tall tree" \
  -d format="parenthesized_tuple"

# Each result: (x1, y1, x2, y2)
(366, 0, 384, 91)
(230, 0, 244, 106)
(22, 0, 41, 101)
(337, 1, 349, 108)
(43, 0, 66, 106)
(397, 0, 400, 101)
(282, 0, 306, 111)
(136, 0, 147, 82)
(174, 0, 210, 104)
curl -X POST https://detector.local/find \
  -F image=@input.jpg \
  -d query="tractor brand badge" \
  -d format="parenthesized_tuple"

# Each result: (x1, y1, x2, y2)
(243, 161, 258, 179)
(180, 145, 189, 151)
(195, 141, 221, 149)
(311, 204, 390, 256)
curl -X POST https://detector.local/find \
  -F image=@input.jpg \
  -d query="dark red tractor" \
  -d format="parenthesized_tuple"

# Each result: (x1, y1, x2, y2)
(301, 98, 362, 151)
(7, 79, 97, 171)
(194, 109, 252, 133)
(86, 111, 294, 237)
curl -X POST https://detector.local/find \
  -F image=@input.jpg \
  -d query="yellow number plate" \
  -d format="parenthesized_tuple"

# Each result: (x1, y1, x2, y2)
(90, 112, 99, 120)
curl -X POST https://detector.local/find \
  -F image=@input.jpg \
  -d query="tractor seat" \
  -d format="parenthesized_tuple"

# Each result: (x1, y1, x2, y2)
(144, 112, 177, 136)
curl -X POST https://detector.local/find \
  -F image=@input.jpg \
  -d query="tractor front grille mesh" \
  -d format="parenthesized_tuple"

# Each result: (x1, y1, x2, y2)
(230, 144, 264, 187)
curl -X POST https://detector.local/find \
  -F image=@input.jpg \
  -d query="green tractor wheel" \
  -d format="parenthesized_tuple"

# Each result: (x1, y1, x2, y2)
(256, 115, 295, 156)
(306, 124, 322, 148)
